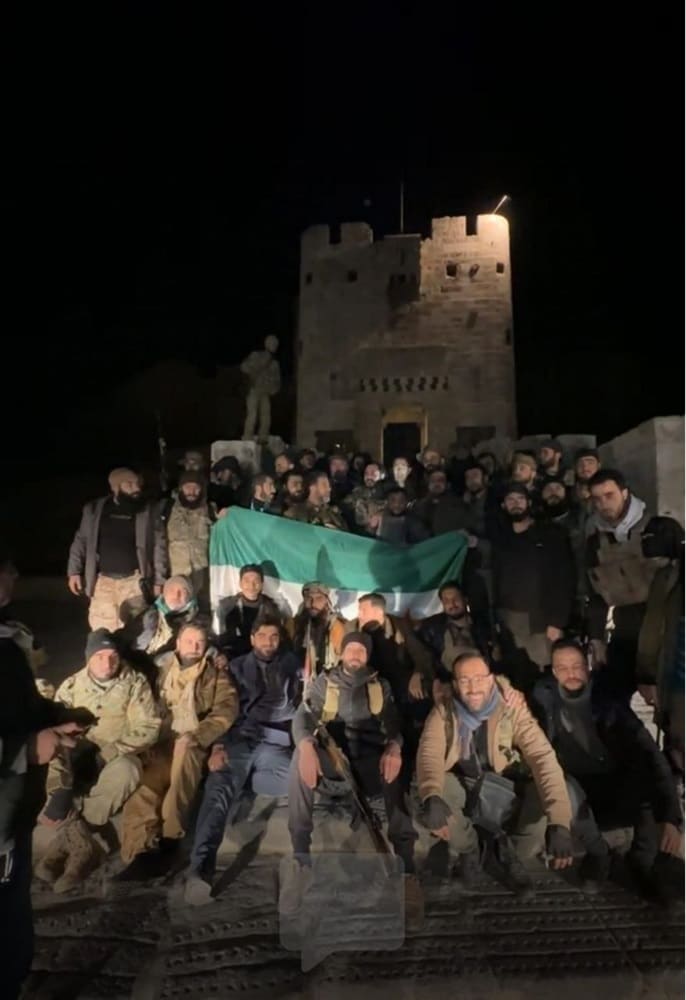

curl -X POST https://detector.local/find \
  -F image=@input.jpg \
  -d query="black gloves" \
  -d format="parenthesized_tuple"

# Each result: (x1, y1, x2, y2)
(422, 795, 452, 831)
(546, 824, 573, 860)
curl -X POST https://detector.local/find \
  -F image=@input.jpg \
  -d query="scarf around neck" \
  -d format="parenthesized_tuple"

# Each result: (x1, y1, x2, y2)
(453, 685, 500, 758)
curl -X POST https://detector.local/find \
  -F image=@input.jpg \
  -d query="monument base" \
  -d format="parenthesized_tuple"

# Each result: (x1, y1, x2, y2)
(211, 437, 288, 476)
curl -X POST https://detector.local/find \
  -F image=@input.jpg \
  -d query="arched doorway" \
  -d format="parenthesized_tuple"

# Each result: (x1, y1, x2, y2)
(381, 404, 428, 466)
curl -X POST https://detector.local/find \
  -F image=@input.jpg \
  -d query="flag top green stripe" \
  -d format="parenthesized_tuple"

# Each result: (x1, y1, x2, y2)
(210, 507, 467, 592)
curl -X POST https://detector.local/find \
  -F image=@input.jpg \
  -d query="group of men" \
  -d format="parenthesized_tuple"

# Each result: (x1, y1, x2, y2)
(1, 437, 683, 994)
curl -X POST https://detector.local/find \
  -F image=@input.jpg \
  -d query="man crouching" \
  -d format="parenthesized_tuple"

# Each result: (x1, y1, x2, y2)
(36, 629, 161, 891)
(417, 650, 573, 898)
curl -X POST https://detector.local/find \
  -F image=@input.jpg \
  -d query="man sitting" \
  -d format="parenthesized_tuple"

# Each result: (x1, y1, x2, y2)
(417, 651, 573, 898)
(36, 629, 160, 891)
(282, 632, 423, 926)
(532, 639, 683, 901)
(185, 616, 302, 903)
(217, 564, 282, 658)
(117, 623, 238, 878)
(290, 582, 346, 681)
(134, 576, 204, 659)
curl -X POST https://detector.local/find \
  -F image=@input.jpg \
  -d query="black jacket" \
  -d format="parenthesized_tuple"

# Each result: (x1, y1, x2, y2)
(416, 613, 492, 679)
(532, 674, 681, 827)
(492, 521, 575, 632)
(217, 593, 282, 657)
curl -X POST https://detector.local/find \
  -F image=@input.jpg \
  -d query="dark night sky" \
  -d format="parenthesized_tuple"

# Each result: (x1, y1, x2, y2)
(3, 8, 683, 477)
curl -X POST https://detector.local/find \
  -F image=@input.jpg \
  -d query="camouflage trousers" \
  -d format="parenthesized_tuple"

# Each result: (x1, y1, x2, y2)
(119, 740, 208, 862)
(88, 571, 148, 632)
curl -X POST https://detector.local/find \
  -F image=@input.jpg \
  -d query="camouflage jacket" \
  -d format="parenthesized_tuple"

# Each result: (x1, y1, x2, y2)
(48, 662, 161, 793)
(344, 485, 386, 529)
(284, 501, 348, 532)
(165, 500, 215, 576)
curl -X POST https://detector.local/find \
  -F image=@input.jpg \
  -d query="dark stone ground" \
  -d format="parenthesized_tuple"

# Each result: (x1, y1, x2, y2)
(15, 596, 686, 1000)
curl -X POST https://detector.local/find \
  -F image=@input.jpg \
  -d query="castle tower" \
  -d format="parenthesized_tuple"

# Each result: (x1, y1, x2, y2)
(296, 214, 516, 462)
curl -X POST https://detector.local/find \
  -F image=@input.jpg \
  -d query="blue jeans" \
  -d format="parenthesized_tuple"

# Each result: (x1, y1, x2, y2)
(190, 738, 291, 874)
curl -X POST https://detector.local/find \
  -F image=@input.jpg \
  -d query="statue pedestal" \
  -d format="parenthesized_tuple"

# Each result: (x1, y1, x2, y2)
(211, 437, 289, 476)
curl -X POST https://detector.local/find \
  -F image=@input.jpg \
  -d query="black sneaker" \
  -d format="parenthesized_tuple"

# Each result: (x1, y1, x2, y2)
(112, 845, 178, 883)
(454, 846, 482, 891)
(579, 847, 611, 894)
(629, 852, 684, 908)
(492, 836, 535, 900)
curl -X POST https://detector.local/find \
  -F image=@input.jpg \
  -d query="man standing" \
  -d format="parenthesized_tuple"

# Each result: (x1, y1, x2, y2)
(585, 469, 683, 699)
(284, 471, 348, 531)
(163, 471, 216, 608)
(282, 632, 422, 924)
(118, 623, 238, 877)
(67, 468, 166, 632)
(416, 582, 491, 676)
(492, 483, 575, 682)
(532, 640, 683, 900)
(185, 617, 302, 903)
(37, 629, 160, 891)
(248, 474, 276, 513)
(270, 470, 306, 516)
(417, 651, 573, 897)
(344, 461, 387, 533)
(375, 488, 429, 545)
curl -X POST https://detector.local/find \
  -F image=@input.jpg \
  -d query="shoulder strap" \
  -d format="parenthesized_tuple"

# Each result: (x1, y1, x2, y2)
(444, 707, 454, 761)
(321, 677, 340, 722)
(366, 679, 384, 716)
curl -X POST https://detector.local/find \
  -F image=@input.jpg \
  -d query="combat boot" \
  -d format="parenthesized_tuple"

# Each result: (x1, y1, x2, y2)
(53, 818, 106, 894)
(34, 827, 70, 885)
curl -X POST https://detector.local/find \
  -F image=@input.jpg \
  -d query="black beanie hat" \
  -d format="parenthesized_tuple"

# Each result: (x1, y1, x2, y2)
(85, 628, 117, 661)
(503, 481, 531, 501)
(179, 470, 205, 488)
(341, 630, 373, 658)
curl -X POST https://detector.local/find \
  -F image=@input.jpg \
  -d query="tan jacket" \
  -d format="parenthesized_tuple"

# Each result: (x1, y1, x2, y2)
(416, 677, 572, 829)
(156, 652, 239, 748)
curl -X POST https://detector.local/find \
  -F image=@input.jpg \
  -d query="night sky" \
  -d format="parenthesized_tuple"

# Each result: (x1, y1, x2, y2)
(5, 9, 683, 479)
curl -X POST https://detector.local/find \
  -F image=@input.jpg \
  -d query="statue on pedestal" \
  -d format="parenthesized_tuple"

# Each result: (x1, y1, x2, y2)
(240, 336, 281, 441)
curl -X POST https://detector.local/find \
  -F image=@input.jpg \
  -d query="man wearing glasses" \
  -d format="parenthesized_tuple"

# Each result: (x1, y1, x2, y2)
(416, 651, 573, 898)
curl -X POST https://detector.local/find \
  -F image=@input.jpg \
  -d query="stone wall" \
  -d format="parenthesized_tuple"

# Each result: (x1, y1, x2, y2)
(296, 215, 516, 459)
(600, 416, 684, 525)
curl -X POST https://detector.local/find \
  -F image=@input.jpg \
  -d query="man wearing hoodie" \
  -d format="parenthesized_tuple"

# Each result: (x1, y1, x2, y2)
(586, 470, 684, 699)
(282, 631, 422, 924)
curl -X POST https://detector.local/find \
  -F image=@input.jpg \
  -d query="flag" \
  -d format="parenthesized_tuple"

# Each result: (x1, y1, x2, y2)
(210, 508, 468, 620)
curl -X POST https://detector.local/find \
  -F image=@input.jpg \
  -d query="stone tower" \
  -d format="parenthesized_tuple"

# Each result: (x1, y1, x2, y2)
(296, 214, 516, 463)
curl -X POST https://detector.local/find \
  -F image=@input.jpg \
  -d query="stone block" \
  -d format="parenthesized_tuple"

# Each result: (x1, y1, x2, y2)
(211, 439, 263, 475)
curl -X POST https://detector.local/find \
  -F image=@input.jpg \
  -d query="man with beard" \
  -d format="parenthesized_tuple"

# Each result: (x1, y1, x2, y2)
(271, 469, 306, 516)
(532, 640, 683, 901)
(273, 452, 295, 482)
(375, 487, 429, 545)
(248, 473, 276, 513)
(585, 470, 683, 699)
(135, 576, 205, 659)
(539, 478, 572, 527)
(537, 438, 571, 488)
(217, 564, 283, 658)
(284, 471, 348, 531)
(417, 583, 491, 677)
(413, 469, 475, 538)
(185, 617, 302, 903)
(540, 478, 588, 627)
(162, 471, 216, 609)
(291, 582, 346, 681)
(510, 452, 539, 499)
(417, 651, 573, 898)
(573, 446, 601, 486)
(344, 461, 387, 533)
(492, 483, 575, 684)
(67, 468, 166, 632)
(281, 632, 423, 927)
(117, 623, 238, 878)
(209, 456, 244, 512)
(327, 450, 355, 506)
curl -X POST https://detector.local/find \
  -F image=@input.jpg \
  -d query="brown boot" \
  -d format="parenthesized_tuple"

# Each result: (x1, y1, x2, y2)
(403, 873, 424, 933)
(34, 826, 70, 885)
(53, 819, 106, 894)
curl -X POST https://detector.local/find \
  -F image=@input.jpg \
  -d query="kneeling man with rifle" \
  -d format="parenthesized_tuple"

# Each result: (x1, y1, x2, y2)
(282, 631, 422, 927)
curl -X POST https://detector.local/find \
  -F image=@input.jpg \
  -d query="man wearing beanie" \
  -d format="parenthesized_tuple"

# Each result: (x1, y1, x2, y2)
(491, 483, 576, 687)
(36, 629, 160, 892)
(67, 468, 166, 632)
(537, 438, 571, 487)
(161, 470, 216, 610)
(281, 630, 423, 927)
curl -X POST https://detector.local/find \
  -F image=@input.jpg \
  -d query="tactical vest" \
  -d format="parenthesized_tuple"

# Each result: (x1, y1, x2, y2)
(167, 502, 212, 576)
(147, 613, 174, 655)
(588, 512, 667, 608)
(320, 674, 384, 722)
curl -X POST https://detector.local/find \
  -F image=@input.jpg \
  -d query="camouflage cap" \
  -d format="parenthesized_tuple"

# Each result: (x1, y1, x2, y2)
(302, 581, 330, 599)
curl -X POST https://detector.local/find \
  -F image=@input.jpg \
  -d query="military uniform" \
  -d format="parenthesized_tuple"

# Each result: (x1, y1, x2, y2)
(120, 651, 239, 861)
(165, 500, 215, 606)
(45, 663, 160, 827)
(284, 500, 348, 531)
(343, 485, 386, 531)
